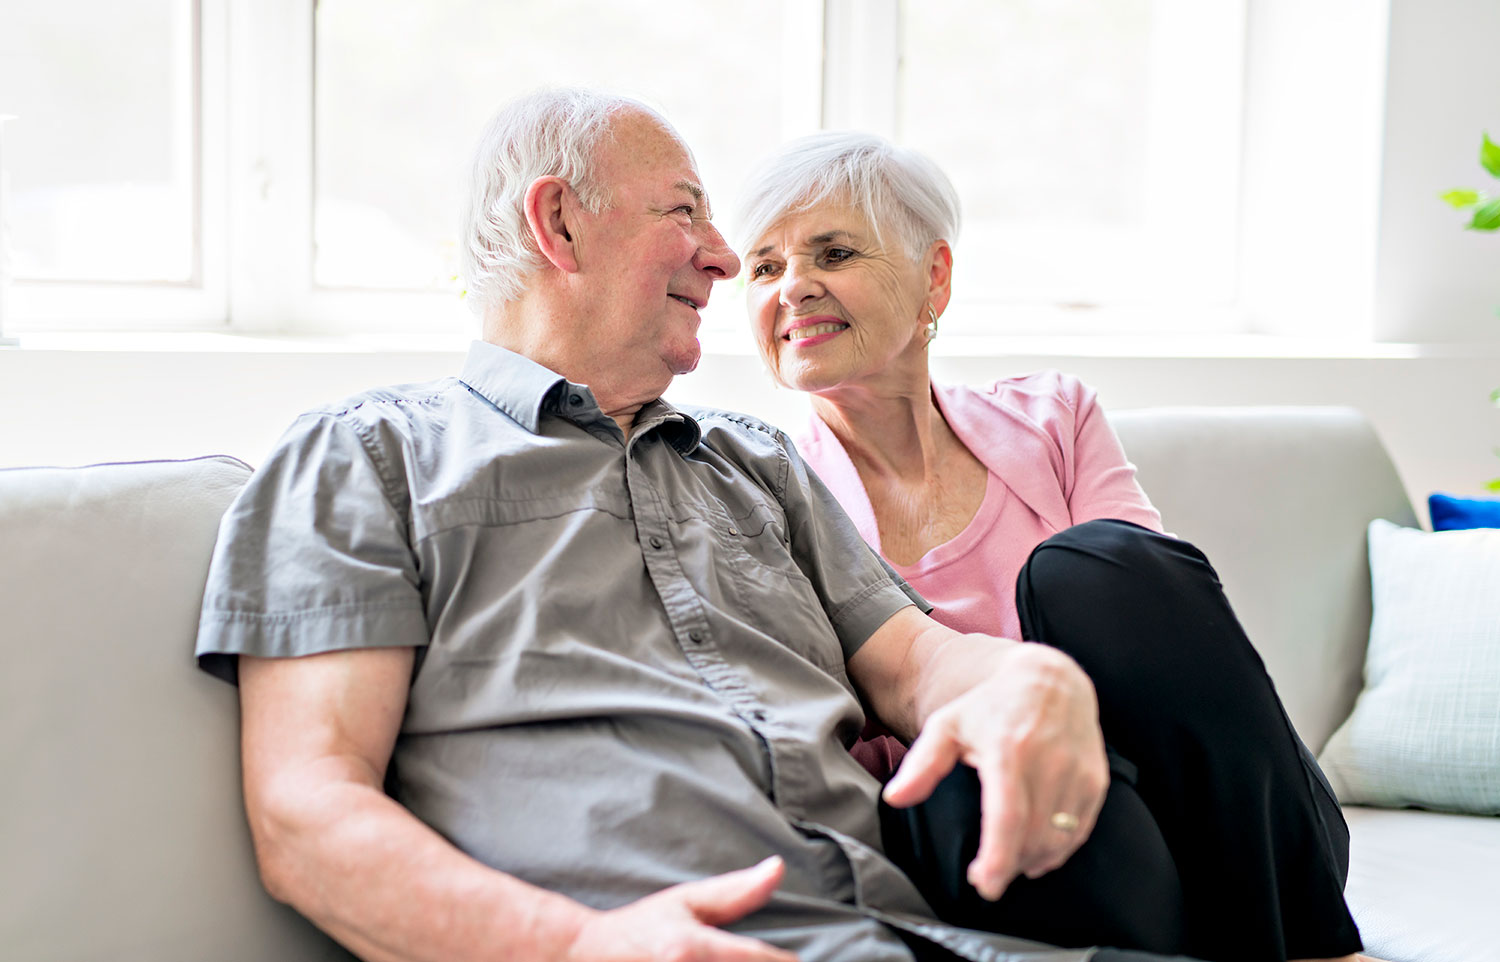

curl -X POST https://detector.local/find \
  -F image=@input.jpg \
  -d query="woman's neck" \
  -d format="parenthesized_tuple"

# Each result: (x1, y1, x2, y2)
(810, 376, 950, 484)
(811, 374, 991, 566)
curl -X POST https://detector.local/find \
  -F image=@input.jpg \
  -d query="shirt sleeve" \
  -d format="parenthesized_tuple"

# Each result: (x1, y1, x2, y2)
(1065, 380, 1165, 533)
(775, 431, 931, 661)
(195, 412, 429, 684)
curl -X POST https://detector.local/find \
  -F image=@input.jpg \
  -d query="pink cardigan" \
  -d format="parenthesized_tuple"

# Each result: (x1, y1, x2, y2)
(795, 372, 1163, 775)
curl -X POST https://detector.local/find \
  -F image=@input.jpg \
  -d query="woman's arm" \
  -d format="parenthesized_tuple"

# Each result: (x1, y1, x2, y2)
(1065, 382, 1163, 531)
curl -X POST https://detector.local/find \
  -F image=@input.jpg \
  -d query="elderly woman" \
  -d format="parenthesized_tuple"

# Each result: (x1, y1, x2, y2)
(736, 133, 1368, 962)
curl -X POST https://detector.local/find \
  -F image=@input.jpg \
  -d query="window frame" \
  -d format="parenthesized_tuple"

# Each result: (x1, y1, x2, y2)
(7, 0, 1274, 340)
(7, 0, 229, 333)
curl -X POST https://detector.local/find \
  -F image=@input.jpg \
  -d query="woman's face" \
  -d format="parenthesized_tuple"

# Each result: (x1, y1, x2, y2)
(744, 202, 940, 394)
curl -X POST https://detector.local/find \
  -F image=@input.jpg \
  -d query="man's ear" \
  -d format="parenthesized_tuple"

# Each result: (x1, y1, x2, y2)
(924, 239, 954, 317)
(524, 176, 581, 274)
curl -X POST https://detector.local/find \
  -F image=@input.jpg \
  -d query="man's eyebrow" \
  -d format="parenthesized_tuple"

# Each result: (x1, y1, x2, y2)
(750, 230, 860, 259)
(673, 180, 712, 218)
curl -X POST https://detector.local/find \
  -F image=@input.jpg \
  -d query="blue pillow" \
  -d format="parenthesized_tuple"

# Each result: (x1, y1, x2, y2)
(1429, 492, 1500, 530)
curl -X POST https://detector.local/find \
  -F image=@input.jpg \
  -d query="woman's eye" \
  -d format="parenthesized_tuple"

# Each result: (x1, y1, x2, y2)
(750, 262, 780, 279)
(823, 247, 854, 264)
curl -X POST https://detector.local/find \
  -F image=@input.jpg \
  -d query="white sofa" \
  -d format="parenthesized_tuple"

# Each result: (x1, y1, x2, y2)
(1, 407, 1495, 962)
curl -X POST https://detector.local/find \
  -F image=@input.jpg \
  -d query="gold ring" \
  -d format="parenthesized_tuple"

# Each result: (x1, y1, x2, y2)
(1049, 811, 1080, 832)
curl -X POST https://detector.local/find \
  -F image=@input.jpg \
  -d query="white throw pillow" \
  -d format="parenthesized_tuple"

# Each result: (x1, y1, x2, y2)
(1319, 519, 1500, 814)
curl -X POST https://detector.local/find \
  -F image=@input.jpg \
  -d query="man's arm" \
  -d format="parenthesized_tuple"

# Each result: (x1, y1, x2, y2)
(239, 649, 798, 962)
(846, 607, 1109, 902)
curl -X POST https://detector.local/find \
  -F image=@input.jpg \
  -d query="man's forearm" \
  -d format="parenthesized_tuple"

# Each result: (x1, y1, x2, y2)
(861, 607, 1109, 896)
(905, 629, 1023, 735)
(856, 608, 1020, 742)
(253, 771, 589, 962)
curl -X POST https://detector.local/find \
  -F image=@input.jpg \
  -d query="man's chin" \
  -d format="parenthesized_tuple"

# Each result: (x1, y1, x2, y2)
(667, 340, 701, 376)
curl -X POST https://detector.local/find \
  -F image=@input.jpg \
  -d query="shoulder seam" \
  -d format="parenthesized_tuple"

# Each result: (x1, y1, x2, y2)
(300, 410, 411, 520)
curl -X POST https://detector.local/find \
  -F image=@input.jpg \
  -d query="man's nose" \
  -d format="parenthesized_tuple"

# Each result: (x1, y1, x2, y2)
(695, 222, 741, 280)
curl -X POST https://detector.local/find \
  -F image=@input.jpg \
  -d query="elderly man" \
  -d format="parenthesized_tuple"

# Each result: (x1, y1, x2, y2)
(196, 89, 1139, 962)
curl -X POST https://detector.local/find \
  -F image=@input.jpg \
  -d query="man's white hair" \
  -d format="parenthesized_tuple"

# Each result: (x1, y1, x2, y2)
(461, 87, 656, 311)
(735, 131, 961, 262)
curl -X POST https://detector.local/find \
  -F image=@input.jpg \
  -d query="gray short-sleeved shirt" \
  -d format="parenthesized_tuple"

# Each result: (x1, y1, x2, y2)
(196, 341, 1094, 962)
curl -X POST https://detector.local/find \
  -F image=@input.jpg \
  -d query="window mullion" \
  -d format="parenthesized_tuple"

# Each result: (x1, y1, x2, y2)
(821, 0, 899, 135)
(227, 0, 313, 333)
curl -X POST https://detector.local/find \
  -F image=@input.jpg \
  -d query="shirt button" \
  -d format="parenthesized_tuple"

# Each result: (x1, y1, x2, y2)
(649, 536, 664, 549)
(726, 527, 738, 536)
(749, 710, 768, 723)
(687, 631, 703, 645)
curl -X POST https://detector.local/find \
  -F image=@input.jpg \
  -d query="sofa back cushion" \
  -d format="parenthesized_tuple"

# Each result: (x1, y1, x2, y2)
(0, 457, 351, 962)
(1111, 407, 1417, 753)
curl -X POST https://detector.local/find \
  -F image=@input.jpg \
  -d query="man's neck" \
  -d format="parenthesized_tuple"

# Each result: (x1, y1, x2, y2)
(483, 300, 662, 440)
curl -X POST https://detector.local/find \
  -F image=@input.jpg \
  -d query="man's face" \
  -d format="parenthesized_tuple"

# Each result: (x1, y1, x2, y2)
(567, 112, 741, 388)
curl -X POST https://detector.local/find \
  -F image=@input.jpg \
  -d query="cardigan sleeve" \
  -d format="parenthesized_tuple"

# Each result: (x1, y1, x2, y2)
(1063, 379, 1164, 533)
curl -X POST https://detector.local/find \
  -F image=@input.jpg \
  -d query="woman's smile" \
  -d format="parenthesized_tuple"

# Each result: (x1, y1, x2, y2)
(783, 316, 850, 345)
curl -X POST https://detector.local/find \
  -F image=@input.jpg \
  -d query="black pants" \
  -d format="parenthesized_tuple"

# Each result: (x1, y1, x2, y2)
(880, 520, 1362, 962)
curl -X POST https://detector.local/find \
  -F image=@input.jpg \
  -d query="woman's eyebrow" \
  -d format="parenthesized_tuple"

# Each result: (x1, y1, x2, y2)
(751, 229, 860, 259)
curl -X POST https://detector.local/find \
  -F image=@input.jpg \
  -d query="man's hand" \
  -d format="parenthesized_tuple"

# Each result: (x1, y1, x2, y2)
(877, 637, 1109, 902)
(564, 857, 799, 962)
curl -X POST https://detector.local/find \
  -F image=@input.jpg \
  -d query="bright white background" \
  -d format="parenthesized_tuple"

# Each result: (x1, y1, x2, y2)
(2, 0, 1499, 526)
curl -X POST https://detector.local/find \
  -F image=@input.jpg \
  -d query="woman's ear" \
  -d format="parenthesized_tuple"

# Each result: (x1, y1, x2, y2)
(925, 239, 954, 317)
(523, 176, 581, 274)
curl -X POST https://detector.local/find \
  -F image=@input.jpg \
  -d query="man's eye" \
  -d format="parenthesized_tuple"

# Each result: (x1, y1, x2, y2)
(673, 205, 696, 216)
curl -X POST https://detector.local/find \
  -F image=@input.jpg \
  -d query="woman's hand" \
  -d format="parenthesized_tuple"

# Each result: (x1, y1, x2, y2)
(563, 856, 800, 962)
(881, 642, 1110, 901)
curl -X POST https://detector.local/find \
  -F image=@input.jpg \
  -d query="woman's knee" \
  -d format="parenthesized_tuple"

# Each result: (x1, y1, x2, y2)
(895, 763, 1187, 953)
(1022, 520, 1203, 606)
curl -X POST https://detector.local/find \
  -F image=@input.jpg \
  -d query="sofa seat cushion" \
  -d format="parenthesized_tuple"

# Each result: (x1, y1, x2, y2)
(1343, 805, 1500, 962)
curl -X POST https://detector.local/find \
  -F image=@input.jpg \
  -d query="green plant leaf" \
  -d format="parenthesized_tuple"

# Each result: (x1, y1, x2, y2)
(1469, 198, 1500, 230)
(1487, 477, 1500, 493)
(1483, 131, 1500, 179)
(1491, 387, 1500, 405)
(1442, 189, 1482, 208)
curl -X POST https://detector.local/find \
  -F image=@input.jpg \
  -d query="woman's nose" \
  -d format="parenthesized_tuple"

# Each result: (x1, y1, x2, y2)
(779, 259, 823, 308)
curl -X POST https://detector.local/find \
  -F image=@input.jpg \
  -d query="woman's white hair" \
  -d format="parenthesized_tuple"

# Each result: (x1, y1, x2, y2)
(461, 87, 657, 311)
(735, 131, 961, 261)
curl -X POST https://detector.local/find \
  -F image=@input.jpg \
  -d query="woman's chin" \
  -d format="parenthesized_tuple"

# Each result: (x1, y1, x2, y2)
(769, 356, 846, 395)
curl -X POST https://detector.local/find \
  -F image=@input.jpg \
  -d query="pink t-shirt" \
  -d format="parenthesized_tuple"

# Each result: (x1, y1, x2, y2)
(796, 373, 1162, 774)
(796, 372, 1162, 639)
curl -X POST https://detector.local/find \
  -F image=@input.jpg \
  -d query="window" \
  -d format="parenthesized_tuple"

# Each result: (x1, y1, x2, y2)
(1, 0, 226, 328)
(843, 0, 1246, 335)
(4, 0, 1251, 338)
(306, 0, 817, 336)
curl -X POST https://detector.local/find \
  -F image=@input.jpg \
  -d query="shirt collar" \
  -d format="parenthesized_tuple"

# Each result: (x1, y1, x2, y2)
(459, 341, 567, 434)
(458, 340, 702, 452)
(635, 398, 702, 454)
